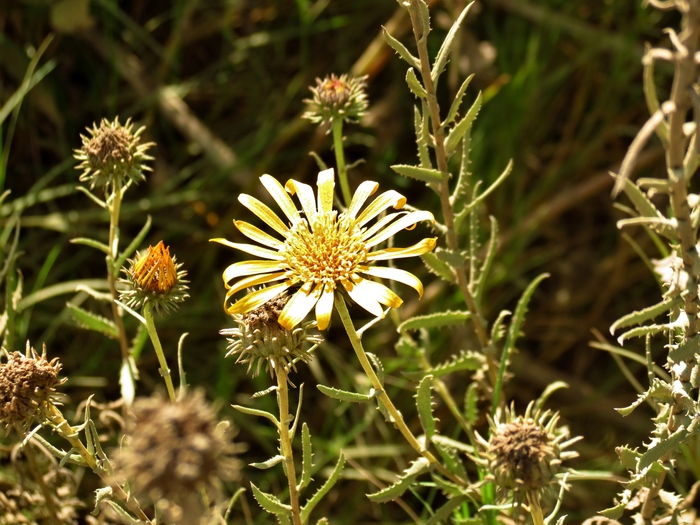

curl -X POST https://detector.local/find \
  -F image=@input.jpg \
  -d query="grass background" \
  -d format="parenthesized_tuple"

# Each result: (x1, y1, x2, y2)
(0, 0, 682, 522)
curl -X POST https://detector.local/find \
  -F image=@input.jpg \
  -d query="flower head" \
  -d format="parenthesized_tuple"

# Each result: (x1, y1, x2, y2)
(119, 241, 189, 314)
(74, 117, 154, 190)
(211, 168, 436, 330)
(0, 343, 65, 430)
(303, 73, 369, 126)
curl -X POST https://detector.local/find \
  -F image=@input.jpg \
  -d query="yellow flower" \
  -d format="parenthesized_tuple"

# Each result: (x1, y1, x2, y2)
(212, 169, 436, 330)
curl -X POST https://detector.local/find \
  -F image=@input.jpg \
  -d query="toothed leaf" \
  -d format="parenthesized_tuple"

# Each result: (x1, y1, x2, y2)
(382, 27, 420, 69)
(406, 68, 427, 98)
(445, 91, 482, 156)
(638, 426, 689, 470)
(416, 375, 436, 440)
(421, 250, 456, 283)
(398, 310, 470, 332)
(617, 324, 669, 345)
(431, 3, 473, 83)
(300, 452, 345, 523)
(610, 297, 680, 333)
(425, 496, 471, 525)
(432, 440, 467, 480)
(66, 303, 118, 339)
(300, 423, 313, 491)
(367, 457, 431, 502)
(250, 455, 286, 469)
(317, 384, 373, 403)
(250, 483, 292, 516)
(445, 75, 474, 127)
(391, 164, 444, 184)
(431, 350, 483, 378)
(464, 382, 479, 425)
(669, 335, 700, 362)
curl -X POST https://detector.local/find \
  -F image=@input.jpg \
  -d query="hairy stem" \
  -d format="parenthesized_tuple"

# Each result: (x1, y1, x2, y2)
(143, 303, 177, 402)
(332, 118, 352, 207)
(276, 368, 303, 525)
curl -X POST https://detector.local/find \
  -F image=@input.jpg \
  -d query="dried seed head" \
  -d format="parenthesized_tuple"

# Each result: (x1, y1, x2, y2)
(115, 391, 239, 522)
(0, 343, 65, 431)
(221, 293, 322, 379)
(119, 241, 189, 314)
(74, 117, 154, 190)
(303, 73, 369, 126)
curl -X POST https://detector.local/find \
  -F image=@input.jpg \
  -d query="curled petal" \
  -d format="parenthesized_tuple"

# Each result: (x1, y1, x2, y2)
(227, 282, 291, 315)
(278, 284, 322, 329)
(317, 168, 335, 214)
(359, 265, 424, 298)
(222, 260, 285, 284)
(364, 210, 435, 248)
(261, 174, 300, 224)
(367, 237, 438, 261)
(225, 271, 288, 299)
(285, 179, 317, 220)
(356, 190, 407, 227)
(239, 194, 289, 236)
(234, 220, 284, 249)
(347, 180, 379, 219)
(210, 239, 285, 260)
(361, 212, 406, 241)
(343, 278, 402, 318)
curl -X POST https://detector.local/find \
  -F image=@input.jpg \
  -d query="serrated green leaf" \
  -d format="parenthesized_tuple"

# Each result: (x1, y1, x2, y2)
(391, 164, 444, 184)
(66, 303, 118, 339)
(406, 68, 427, 98)
(617, 324, 669, 345)
(463, 160, 513, 216)
(70, 237, 110, 254)
(250, 455, 286, 469)
(232, 405, 280, 428)
(398, 310, 470, 332)
(421, 251, 455, 283)
(250, 483, 291, 516)
(416, 375, 436, 441)
(382, 27, 420, 69)
(431, 3, 473, 84)
(616, 380, 671, 417)
(414, 105, 432, 169)
(425, 496, 471, 525)
(600, 501, 626, 520)
(475, 216, 498, 300)
(431, 434, 473, 454)
(317, 384, 373, 403)
(445, 91, 482, 156)
(464, 382, 479, 425)
(415, 0, 431, 38)
(610, 297, 679, 333)
(638, 425, 688, 470)
(432, 440, 467, 480)
(431, 350, 483, 379)
(366, 352, 385, 386)
(616, 445, 641, 470)
(444, 75, 474, 127)
(367, 457, 431, 502)
(300, 423, 313, 491)
(300, 452, 345, 523)
(620, 175, 662, 219)
(669, 335, 700, 362)
(277, 515, 291, 525)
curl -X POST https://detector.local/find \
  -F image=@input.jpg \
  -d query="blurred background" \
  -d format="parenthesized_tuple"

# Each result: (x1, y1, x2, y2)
(0, 0, 679, 521)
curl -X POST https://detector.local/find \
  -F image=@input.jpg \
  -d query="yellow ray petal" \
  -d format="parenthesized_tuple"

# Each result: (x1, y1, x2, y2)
(210, 239, 285, 261)
(315, 284, 336, 330)
(364, 210, 435, 248)
(359, 265, 424, 298)
(278, 284, 322, 330)
(347, 180, 379, 219)
(361, 211, 406, 241)
(356, 190, 407, 227)
(225, 271, 288, 299)
(261, 174, 301, 224)
(227, 282, 291, 315)
(285, 179, 317, 220)
(342, 278, 385, 318)
(223, 260, 285, 284)
(367, 237, 438, 261)
(239, 194, 289, 237)
(234, 220, 284, 249)
(317, 168, 335, 214)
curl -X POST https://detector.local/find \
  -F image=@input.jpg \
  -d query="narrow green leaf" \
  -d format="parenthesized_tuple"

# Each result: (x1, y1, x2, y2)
(317, 384, 373, 403)
(643, 43, 668, 146)
(366, 352, 385, 386)
(431, 350, 484, 379)
(415, 375, 436, 441)
(391, 164, 444, 184)
(300, 452, 345, 523)
(367, 457, 431, 502)
(445, 91, 482, 156)
(232, 405, 280, 428)
(70, 237, 110, 254)
(424, 496, 471, 525)
(444, 74, 474, 127)
(398, 310, 470, 332)
(464, 160, 513, 214)
(617, 324, 668, 345)
(309, 151, 328, 171)
(670, 335, 700, 362)
(18, 279, 110, 311)
(600, 501, 626, 520)
(250, 483, 292, 516)
(610, 297, 680, 333)
(432, 440, 467, 480)
(421, 250, 456, 283)
(638, 425, 688, 470)
(406, 68, 427, 98)
(475, 216, 499, 300)
(300, 423, 313, 491)
(382, 27, 420, 69)
(431, 3, 473, 84)
(414, 105, 432, 169)
(66, 304, 118, 339)
(464, 382, 479, 425)
(114, 215, 152, 272)
(250, 455, 286, 470)
(431, 434, 473, 454)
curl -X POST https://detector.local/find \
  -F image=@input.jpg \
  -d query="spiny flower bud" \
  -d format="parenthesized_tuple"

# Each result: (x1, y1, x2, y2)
(0, 343, 65, 431)
(303, 73, 369, 126)
(114, 391, 239, 523)
(119, 241, 189, 314)
(221, 293, 322, 379)
(74, 117, 154, 190)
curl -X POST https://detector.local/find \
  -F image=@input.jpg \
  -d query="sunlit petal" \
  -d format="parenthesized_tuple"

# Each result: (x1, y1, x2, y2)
(210, 239, 285, 260)
(225, 271, 288, 299)
(343, 278, 385, 318)
(359, 265, 424, 298)
(367, 237, 438, 261)
(239, 194, 289, 236)
(365, 210, 435, 248)
(361, 212, 406, 241)
(317, 168, 335, 214)
(234, 220, 284, 249)
(347, 181, 379, 219)
(260, 174, 301, 224)
(285, 179, 317, 219)
(356, 190, 407, 227)
(315, 284, 335, 330)
(278, 284, 322, 329)
(227, 282, 291, 315)
(223, 260, 285, 284)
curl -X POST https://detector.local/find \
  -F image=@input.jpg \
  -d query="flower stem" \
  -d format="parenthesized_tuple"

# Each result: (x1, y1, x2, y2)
(335, 296, 465, 486)
(526, 491, 545, 525)
(45, 403, 153, 524)
(331, 118, 352, 208)
(143, 303, 177, 402)
(276, 368, 303, 525)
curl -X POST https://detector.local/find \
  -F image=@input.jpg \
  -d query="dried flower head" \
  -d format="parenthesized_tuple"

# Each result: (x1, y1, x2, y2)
(474, 402, 580, 502)
(74, 117, 154, 190)
(0, 343, 65, 431)
(115, 391, 239, 523)
(221, 293, 322, 378)
(303, 73, 369, 126)
(119, 241, 189, 314)
(211, 168, 436, 330)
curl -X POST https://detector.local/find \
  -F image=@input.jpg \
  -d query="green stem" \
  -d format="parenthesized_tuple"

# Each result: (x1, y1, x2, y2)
(331, 118, 352, 207)
(107, 180, 131, 363)
(143, 303, 177, 402)
(335, 296, 465, 486)
(526, 491, 545, 525)
(276, 368, 303, 525)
